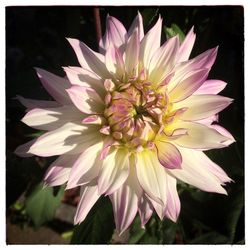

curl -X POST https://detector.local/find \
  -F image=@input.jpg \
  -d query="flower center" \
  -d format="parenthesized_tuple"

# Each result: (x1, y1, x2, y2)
(103, 81, 169, 149)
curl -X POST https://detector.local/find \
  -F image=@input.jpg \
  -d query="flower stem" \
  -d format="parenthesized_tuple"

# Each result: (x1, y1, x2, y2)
(93, 7, 102, 46)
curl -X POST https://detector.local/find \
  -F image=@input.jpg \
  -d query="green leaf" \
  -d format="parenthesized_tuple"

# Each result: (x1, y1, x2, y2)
(141, 8, 159, 28)
(190, 232, 229, 244)
(162, 219, 178, 244)
(25, 183, 64, 227)
(164, 24, 185, 42)
(70, 197, 115, 244)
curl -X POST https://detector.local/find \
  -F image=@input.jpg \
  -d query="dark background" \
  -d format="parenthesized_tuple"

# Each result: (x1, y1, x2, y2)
(6, 6, 244, 244)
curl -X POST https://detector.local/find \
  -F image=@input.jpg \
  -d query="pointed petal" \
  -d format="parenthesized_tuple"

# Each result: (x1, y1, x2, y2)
(35, 68, 71, 105)
(136, 149, 167, 205)
(125, 28, 139, 77)
(210, 124, 235, 146)
(155, 141, 182, 169)
(128, 12, 144, 41)
(21, 105, 82, 131)
(66, 142, 103, 189)
(166, 147, 228, 194)
(98, 148, 130, 195)
(138, 195, 153, 228)
(44, 154, 78, 187)
(169, 68, 209, 103)
(177, 26, 196, 62)
(66, 85, 104, 114)
(74, 184, 100, 224)
(67, 38, 110, 79)
(14, 139, 37, 157)
(139, 16, 162, 70)
(173, 94, 233, 121)
(148, 36, 179, 84)
(194, 79, 227, 95)
(171, 121, 232, 150)
(165, 176, 180, 222)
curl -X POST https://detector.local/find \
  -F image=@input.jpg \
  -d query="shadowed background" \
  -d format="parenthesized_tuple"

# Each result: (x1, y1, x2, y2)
(6, 6, 244, 244)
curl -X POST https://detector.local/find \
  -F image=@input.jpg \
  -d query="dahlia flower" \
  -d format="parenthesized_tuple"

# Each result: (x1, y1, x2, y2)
(15, 13, 235, 234)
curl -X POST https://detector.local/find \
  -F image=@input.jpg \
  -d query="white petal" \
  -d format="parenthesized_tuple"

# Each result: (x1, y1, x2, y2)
(128, 12, 144, 41)
(209, 124, 235, 146)
(35, 68, 71, 105)
(166, 147, 228, 194)
(21, 105, 82, 131)
(98, 148, 130, 195)
(136, 149, 167, 205)
(74, 183, 100, 224)
(14, 139, 37, 157)
(138, 195, 153, 228)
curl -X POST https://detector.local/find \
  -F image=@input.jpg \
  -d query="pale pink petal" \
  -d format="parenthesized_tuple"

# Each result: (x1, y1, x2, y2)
(147, 196, 165, 220)
(74, 183, 100, 224)
(138, 195, 153, 228)
(14, 138, 37, 157)
(196, 114, 218, 125)
(177, 26, 196, 62)
(15, 95, 59, 110)
(35, 68, 71, 105)
(28, 122, 99, 157)
(173, 94, 233, 121)
(21, 105, 83, 131)
(98, 148, 130, 195)
(125, 29, 139, 77)
(66, 85, 104, 114)
(67, 38, 110, 79)
(66, 142, 103, 189)
(110, 157, 142, 235)
(139, 16, 162, 70)
(155, 141, 182, 169)
(166, 147, 228, 194)
(44, 154, 79, 187)
(169, 68, 209, 103)
(148, 36, 179, 84)
(127, 12, 144, 41)
(172, 121, 232, 150)
(210, 124, 235, 146)
(165, 176, 180, 222)
(194, 79, 227, 95)
(136, 149, 167, 205)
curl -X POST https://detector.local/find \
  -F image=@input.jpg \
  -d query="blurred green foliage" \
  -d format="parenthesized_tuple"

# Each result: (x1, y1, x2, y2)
(6, 6, 244, 244)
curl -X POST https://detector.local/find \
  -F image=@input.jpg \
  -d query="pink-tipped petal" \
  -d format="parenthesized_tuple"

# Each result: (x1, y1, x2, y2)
(155, 141, 182, 169)
(35, 68, 71, 105)
(210, 124, 236, 146)
(166, 147, 229, 194)
(128, 12, 144, 41)
(194, 79, 227, 95)
(177, 26, 196, 62)
(66, 85, 104, 114)
(98, 148, 130, 195)
(173, 94, 233, 121)
(138, 195, 154, 228)
(67, 38, 110, 79)
(74, 183, 100, 224)
(169, 68, 209, 103)
(139, 16, 162, 70)
(165, 176, 180, 222)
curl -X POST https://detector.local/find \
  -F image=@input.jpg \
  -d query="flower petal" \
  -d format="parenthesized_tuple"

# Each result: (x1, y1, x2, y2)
(194, 79, 227, 95)
(209, 124, 235, 146)
(74, 183, 100, 224)
(110, 157, 142, 235)
(155, 141, 182, 169)
(139, 16, 162, 70)
(170, 121, 232, 150)
(169, 68, 209, 103)
(138, 195, 153, 228)
(66, 85, 104, 114)
(177, 26, 196, 62)
(166, 147, 229, 194)
(67, 38, 110, 79)
(66, 142, 103, 189)
(136, 149, 167, 205)
(165, 175, 180, 222)
(35, 68, 71, 105)
(148, 36, 179, 84)
(28, 122, 100, 157)
(98, 148, 130, 195)
(128, 12, 144, 41)
(21, 105, 83, 131)
(44, 154, 79, 187)
(14, 138, 37, 157)
(173, 94, 233, 121)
